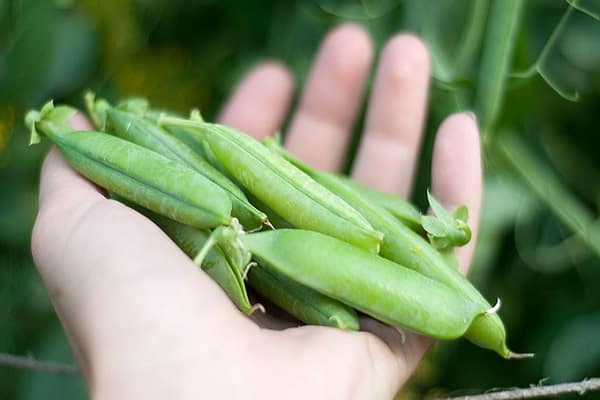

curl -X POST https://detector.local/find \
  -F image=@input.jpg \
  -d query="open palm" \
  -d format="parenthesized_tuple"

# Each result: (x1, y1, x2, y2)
(32, 24, 481, 399)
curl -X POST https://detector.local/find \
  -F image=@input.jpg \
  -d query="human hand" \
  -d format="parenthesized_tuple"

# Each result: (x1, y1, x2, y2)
(32, 24, 481, 399)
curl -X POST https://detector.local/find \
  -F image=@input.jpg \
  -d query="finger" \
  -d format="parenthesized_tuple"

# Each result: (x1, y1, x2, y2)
(285, 24, 373, 172)
(352, 34, 430, 196)
(37, 113, 104, 235)
(247, 308, 300, 330)
(32, 122, 252, 375)
(431, 112, 482, 274)
(273, 324, 409, 398)
(218, 62, 294, 139)
(359, 316, 431, 376)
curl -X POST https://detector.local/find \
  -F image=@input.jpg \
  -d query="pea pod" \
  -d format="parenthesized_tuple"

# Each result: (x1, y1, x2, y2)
(338, 176, 423, 232)
(26, 102, 232, 229)
(241, 229, 485, 339)
(142, 209, 256, 314)
(248, 263, 359, 330)
(266, 137, 470, 248)
(263, 139, 519, 358)
(115, 98, 241, 188)
(245, 193, 292, 229)
(100, 106, 267, 230)
(117, 194, 354, 326)
(159, 115, 384, 253)
(114, 98, 193, 150)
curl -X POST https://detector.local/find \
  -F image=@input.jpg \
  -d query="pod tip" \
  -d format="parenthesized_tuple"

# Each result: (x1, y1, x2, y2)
(190, 108, 205, 122)
(329, 315, 359, 331)
(242, 261, 257, 281)
(394, 326, 407, 344)
(248, 303, 266, 315)
(484, 298, 502, 315)
(506, 351, 535, 360)
(264, 219, 275, 230)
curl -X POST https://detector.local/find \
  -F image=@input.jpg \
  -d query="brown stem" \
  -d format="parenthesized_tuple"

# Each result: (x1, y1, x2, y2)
(441, 378, 600, 400)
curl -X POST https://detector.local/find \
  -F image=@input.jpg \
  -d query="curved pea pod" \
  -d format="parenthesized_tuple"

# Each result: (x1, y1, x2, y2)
(263, 139, 521, 358)
(247, 263, 359, 330)
(102, 107, 267, 230)
(26, 102, 232, 229)
(324, 177, 512, 355)
(145, 211, 256, 314)
(241, 229, 485, 339)
(158, 116, 384, 253)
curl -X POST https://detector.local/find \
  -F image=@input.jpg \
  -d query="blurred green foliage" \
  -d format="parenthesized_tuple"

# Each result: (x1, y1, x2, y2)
(0, 0, 599, 398)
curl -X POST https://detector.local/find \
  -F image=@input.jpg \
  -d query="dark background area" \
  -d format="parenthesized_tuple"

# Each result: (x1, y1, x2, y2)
(0, 0, 599, 398)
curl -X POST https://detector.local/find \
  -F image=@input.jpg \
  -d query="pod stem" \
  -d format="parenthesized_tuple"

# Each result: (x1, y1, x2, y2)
(157, 114, 207, 132)
(25, 100, 77, 145)
(194, 219, 250, 275)
(263, 219, 275, 230)
(193, 225, 234, 266)
(84, 91, 112, 131)
(242, 261, 257, 281)
(193, 230, 219, 266)
(484, 298, 502, 316)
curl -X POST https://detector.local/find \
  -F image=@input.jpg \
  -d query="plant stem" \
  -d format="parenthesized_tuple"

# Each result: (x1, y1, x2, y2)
(475, 0, 524, 141)
(454, 0, 490, 78)
(441, 377, 600, 399)
(498, 134, 600, 258)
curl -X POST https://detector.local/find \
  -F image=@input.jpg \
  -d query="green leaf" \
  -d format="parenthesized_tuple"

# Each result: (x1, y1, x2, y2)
(427, 190, 454, 225)
(422, 215, 447, 237)
(38, 100, 55, 118)
(424, 192, 472, 249)
(454, 205, 469, 223)
(117, 97, 150, 114)
(190, 109, 205, 122)
(429, 235, 451, 250)
(25, 110, 42, 145)
(46, 105, 77, 125)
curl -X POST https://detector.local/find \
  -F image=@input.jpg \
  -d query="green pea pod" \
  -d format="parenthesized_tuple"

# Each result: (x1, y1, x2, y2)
(114, 97, 211, 164)
(266, 138, 470, 249)
(337, 176, 423, 232)
(115, 98, 237, 185)
(159, 116, 384, 253)
(26, 102, 232, 229)
(241, 229, 485, 340)
(340, 179, 471, 250)
(101, 107, 267, 230)
(263, 139, 522, 358)
(144, 210, 256, 315)
(247, 262, 359, 330)
(244, 192, 292, 229)
(148, 111, 211, 160)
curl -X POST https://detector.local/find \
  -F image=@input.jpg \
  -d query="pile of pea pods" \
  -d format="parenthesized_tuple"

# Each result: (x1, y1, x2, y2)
(24, 94, 531, 359)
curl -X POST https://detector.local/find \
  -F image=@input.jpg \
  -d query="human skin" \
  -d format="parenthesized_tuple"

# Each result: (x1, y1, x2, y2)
(31, 24, 482, 399)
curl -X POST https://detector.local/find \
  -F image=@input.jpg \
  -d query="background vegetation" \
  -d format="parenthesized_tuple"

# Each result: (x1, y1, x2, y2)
(0, 0, 599, 398)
